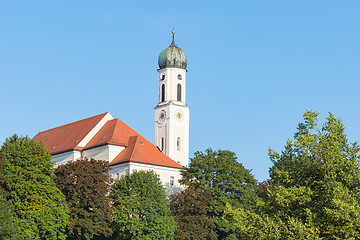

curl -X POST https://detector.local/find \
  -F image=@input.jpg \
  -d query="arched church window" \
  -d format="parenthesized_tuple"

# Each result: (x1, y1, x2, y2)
(177, 84, 181, 102)
(161, 84, 165, 102)
(177, 137, 181, 151)
(161, 138, 164, 152)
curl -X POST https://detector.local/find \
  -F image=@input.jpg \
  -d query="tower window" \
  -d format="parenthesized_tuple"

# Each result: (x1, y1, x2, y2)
(161, 138, 164, 152)
(177, 137, 181, 151)
(177, 84, 181, 102)
(161, 84, 165, 102)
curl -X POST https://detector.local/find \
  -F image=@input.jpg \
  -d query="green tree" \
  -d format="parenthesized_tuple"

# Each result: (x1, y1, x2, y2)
(232, 111, 360, 239)
(180, 149, 258, 239)
(110, 170, 176, 240)
(267, 111, 360, 238)
(0, 190, 24, 240)
(169, 186, 217, 240)
(55, 158, 113, 240)
(223, 202, 321, 240)
(0, 135, 69, 240)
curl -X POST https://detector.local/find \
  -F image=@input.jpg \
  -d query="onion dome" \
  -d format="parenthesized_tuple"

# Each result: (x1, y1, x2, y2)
(158, 31, 187, 70)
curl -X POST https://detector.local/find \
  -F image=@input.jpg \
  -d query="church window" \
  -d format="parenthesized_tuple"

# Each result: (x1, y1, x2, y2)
(161, 138, 164, 152)
(177, 84, 182, 102)
(157, 174, 160, 178)
(177, 137, 181, 151)
(161, 84, 165, 102)
(170, 176, 174, 186)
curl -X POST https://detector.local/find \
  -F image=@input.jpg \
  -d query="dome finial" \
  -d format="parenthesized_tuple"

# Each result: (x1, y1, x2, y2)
(158, 27, 187, 70)
(171, 28, 175, 46)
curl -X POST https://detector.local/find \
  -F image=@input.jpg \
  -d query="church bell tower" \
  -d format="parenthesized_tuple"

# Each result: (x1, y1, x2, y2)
(155, 30, 189, 167)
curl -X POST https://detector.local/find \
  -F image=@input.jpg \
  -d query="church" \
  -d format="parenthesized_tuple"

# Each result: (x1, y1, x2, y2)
(34, 31, 189, 190)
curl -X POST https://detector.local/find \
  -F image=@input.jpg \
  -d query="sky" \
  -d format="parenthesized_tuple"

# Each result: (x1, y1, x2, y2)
(0, 1, 359, 181)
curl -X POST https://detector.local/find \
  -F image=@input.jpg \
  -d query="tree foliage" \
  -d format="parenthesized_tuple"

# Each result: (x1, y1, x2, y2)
(110, 170, 176, 240)
(169, 186, 217, 240)
(266, 111, 360, 238)
(0, 135, 69, 240)
(180, 149, 258, 239)
(0, 190, 24, 240)
(55, 158, 113, 240)
(225, 111, 360, 239)
(223, 202, 321, 240)
(180, 149, 258, 209)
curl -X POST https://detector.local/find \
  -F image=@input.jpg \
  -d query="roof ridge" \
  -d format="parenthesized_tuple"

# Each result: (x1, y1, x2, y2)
(110, 118, 142, 144)
(107, 118, 118, 142)
(37, 112, 109, 134)
(127, 135, 139, 161)
(115, 118, 141, 134)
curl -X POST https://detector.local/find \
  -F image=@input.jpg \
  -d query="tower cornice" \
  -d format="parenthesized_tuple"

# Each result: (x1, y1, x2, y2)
(154, 101, 189, 109)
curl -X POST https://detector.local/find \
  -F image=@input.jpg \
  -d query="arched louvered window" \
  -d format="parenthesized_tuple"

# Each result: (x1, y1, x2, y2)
(177, 84, 181, 102)
(161, 84, 165, 102)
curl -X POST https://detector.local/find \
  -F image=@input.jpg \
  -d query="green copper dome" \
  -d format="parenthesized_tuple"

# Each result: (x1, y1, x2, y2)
(158, 32, 187, 70)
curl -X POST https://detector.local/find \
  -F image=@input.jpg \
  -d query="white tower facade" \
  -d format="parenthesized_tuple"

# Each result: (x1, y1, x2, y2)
(155, 31, 189, 167)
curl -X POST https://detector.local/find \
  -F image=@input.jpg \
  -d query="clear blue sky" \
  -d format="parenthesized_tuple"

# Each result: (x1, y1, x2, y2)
(1, 1, 359, 181)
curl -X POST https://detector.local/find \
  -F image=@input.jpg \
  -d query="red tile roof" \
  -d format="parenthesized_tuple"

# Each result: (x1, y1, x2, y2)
(34, 112, 109, 155)
(34, 112, 183, 169)
(111, 135, 183, 168)
(85, 119, 139, 149)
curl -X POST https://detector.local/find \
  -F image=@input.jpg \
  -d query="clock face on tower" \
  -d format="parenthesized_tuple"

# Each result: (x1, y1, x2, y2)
(159, 110, 166, 122)
(175, 110, 184, 121)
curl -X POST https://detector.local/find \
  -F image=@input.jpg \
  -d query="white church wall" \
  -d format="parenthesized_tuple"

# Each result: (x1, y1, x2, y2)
(109, 163, 130, 180)
(82, 144, 125, 162)
(52, 150, 82, 167)
(108, 162, 183, 195)
(128, 162, 182, 188)
(51, 149, 184, 194)
(82, 145, 109, 161)
(108, 145, 125, 162)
